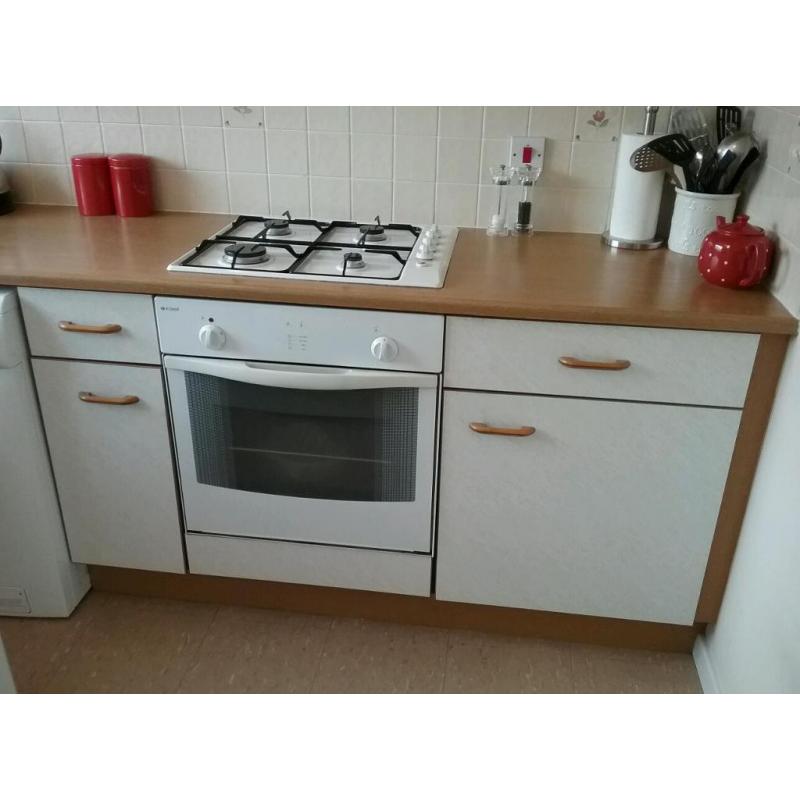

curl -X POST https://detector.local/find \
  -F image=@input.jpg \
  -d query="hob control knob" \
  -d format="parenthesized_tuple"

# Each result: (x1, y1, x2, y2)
(198, 323, 226, 350)
(371, 336, 399, 362)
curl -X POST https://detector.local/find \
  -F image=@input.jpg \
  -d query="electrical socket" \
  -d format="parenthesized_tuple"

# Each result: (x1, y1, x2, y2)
(508, 136, 545, 172)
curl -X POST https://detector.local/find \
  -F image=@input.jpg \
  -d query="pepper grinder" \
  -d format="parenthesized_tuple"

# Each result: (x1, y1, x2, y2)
(487, 164, 510, 237)
(510, 163, 541, 235)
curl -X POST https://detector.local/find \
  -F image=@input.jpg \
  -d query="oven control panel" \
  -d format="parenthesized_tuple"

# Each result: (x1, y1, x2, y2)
(155, 297, 444, 374)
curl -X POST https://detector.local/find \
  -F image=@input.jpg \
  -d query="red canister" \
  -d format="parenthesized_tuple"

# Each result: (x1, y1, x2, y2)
(71, 154, 115, 216)
(108, 154, 153, 217)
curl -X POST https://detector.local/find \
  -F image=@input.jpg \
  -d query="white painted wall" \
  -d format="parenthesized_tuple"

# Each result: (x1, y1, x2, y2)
(694, 106, 800, 693)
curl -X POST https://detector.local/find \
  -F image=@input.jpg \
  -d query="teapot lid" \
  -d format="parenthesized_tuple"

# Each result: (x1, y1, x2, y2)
(715, 214, 765, 236)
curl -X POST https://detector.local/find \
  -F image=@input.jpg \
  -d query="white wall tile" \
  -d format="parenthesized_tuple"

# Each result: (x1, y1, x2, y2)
(30, 164, 73, 205)
(3, 163, 36, 202)
(155, 169, 229, 213)
(222, 106, 264, 129)
(395, 136, 436, 181)
(0, 107, 21, 120)
(569, 141, 618, 188)
(308, 107, 349, 132)
(142, 125, 185, 169)
(310, 176, 350, 219)
(139, 106, 180, 125)
(183, 127, 225, 171)
(181, 106, 222, 126)
(21, 106, 60, 121)
(267, 130, 308, 176)
(536, 139, 572, 187)
(266, 107, 307, 130)
(228, 172, 269, 215)
(23, 122, 65, 163)
(555, 187, 610, 233)
(269, 175, 310, 216)
(529, 107, 576, 140)
(395, 107, 438, 136)
(437, 138, 481, 184)
(435, 183, 478, 226)
(439, 107, 483, 139)
(59, 106, 98, 122)
(484, 107, 528, 138)
(351, 107, 393, 134)
(0, 121, 28, 162)
(99, 107, 140, 124)
(62, 122, 103, 157)
(225, 128, 267, 173)
(352, 179, 392, 222)
(393, 181, 435, 224)
(351, 134, 392, 179)
(574, 106, 622, 142)
(101, 123, 143, 155)
(309, 132, 350, 177)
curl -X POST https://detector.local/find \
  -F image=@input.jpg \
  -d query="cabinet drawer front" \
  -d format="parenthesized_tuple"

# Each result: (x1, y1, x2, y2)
(435, 390, 740, 624)
(32, 359, 183, 572)
(186, 533, 431, 596)
(20, 288, 159, 364)
(445, 317, 758, 407)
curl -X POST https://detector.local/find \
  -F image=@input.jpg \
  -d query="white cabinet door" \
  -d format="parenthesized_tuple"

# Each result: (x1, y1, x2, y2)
(436, 390, 741, 624)
(32, 359, 184, 573)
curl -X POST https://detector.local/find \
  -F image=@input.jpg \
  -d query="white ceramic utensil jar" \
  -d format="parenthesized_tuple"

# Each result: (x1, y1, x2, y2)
(668, 189, 740, 256)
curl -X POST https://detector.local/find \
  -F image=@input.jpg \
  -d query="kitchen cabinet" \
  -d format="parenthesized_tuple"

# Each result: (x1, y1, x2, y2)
(32, 359, 184, 573)
(435, 389, 741, 625)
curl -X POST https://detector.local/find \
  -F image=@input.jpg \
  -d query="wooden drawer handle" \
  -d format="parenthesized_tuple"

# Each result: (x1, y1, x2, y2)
(469, 422, 536, 437)
(79, 391, 140, 406)
(559, 356, 631, 371)
(59, 321, 122, 334)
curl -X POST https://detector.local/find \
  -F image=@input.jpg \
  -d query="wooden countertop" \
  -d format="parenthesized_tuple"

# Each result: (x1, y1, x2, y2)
(0, 205, 795, 334)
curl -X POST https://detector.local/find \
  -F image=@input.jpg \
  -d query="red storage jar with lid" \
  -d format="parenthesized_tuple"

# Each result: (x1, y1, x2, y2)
(71, 154, 115, 216)
(108, 153, 153, 217)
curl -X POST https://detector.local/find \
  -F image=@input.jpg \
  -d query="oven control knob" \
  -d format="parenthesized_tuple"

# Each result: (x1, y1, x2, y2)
(198, 323, 226, 350)
(371, 336, 398, 362)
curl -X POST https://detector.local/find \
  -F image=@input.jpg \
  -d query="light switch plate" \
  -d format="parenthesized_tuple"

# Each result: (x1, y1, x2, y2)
(509, 136, 545, 171)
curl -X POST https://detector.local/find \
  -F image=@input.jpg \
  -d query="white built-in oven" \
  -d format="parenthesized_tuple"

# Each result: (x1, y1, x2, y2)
(156, 297, 444, 553)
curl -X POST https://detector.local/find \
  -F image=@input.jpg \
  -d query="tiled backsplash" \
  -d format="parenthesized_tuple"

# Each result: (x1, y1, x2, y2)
(739, 106, 800, 315)
(0, 105, 671, 232)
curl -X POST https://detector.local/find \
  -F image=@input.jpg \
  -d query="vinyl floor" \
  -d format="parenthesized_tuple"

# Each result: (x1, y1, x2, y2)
(0, 590, 701, 693)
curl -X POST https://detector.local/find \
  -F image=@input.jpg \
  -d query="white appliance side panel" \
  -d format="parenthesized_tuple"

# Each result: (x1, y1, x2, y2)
(186, 533, 432, 597)
(155, 296, 445, 373)
(167, 366, 437, 552)
(32, 359, 185, 573)
(436, 390, 741, 625)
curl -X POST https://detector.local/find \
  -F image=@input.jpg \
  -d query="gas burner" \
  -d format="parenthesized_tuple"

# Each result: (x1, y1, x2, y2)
(359, 215, 387, 243)
(340, 252, 367, 272)
(223, 242, 269, 265)
(265, 218, 291, 236)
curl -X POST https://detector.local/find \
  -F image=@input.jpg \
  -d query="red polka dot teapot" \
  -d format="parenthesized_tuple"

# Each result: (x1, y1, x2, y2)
(697, 214, 774, 289)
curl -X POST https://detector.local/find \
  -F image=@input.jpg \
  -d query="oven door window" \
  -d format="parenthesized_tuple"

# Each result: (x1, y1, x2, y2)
(185, 371, 419, 502)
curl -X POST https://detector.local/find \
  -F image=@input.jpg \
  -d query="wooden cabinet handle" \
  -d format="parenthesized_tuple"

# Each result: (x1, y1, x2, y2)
(59, 321, 122, 334)
(78, 391, 140, 406)
(469, 422, 536, 437)
(558, 356, 631, 371)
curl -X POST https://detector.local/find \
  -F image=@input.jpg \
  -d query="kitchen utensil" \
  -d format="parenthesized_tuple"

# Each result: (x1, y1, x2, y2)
(668, 188, 739, 256)
(716, 106, 742, 143)
(71, 154, 115, 216)
(713, 131, 757, 193)
(706, 150, 737, 193)
(487, 164, 510, 237)
(724, 146, 759, 193)
(108, 153, 153, 217)
(511, 163, 539, 236)
(672, 107, 712, 151)
(698, 214, 773, 288)
(0, 135, 14, 215)
(646, 133, 697, 189)
(629, 142, 686, 189)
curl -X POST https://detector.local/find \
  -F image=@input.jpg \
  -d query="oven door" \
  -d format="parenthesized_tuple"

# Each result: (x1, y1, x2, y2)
(164, 355, 438, 552)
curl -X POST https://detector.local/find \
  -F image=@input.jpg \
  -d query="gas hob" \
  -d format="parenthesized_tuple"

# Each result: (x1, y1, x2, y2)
(167, 214, 457, 288)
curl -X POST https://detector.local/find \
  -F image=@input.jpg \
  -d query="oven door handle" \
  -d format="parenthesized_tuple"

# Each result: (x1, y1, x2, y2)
(163, 355, 438, 390)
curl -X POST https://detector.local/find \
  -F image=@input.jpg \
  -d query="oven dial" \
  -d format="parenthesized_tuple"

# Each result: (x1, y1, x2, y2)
(371, 336, 398, 362)
(198, 323, 226, 350)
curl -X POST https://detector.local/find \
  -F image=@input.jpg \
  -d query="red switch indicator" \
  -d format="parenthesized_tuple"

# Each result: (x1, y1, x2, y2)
(522, 145, 534, 164)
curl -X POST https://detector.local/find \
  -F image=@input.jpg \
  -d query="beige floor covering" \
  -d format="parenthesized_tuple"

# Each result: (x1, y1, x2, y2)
(0, 591, 701, 693)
